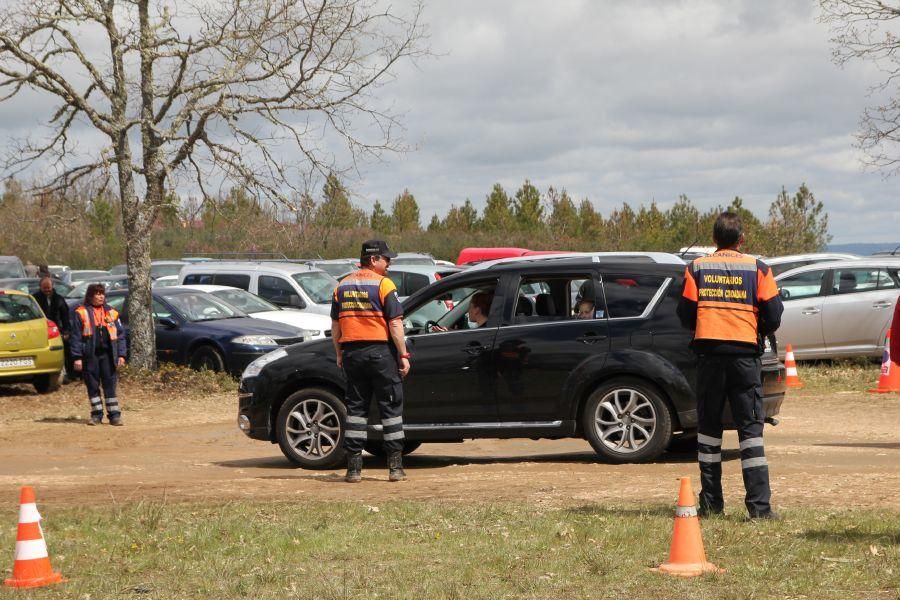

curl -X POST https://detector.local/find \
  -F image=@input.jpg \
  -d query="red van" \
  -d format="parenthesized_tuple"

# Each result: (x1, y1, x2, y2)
(455, 247, 570, 266)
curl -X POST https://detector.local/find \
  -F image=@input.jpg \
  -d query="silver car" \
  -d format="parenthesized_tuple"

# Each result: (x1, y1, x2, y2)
(775, 258, 900, 359)
(765, 252, 860, 277)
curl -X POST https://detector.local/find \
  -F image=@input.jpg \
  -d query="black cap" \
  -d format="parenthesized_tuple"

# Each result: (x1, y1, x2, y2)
(360, 239, 397, 260)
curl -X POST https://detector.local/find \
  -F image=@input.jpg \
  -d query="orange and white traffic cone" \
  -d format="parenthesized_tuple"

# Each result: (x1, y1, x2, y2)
(784, 343, 803, 389)
(653, 477, 722, 577)
(4, 486, 65, 589)
(869, 331, 900, 394)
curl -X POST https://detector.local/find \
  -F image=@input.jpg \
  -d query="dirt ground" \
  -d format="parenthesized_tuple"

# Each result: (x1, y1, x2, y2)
(1, 380, 898, 510)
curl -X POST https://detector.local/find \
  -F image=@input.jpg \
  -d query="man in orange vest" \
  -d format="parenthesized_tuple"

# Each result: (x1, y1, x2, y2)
(677, 212, 784, 520)
(71, 283, 128, 426)
(331, 240, 411, 483)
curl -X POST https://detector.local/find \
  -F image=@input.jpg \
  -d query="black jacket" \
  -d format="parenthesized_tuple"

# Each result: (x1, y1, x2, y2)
(32, 290, 71, 335)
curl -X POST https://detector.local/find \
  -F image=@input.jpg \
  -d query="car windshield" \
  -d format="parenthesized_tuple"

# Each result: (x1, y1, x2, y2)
(291, 271, 338, 304)
(392, 257, 434, 265)
(0, 294, 42, 323)
(210, 289, 278, 314)
(316, 263, 354, 277)
(67, 278, 127, 298)
(151, 264, 185, 279)
(0, 263, 23, 278)
(163, 292, 246, 322)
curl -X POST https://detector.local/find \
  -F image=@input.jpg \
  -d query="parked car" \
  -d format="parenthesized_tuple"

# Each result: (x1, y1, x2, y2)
(306, 258, 358, 279)
(180, 285, 330, 339)
(150, 260, 188, 280)
(109, 264, 127, 275)
(0, 256, 26, 279)
(775, 258, 900, 359)
(66, 275, 129, 301)
(385, 264, 463, 299)
(152, 275, 180, 288)
(47, 265, 70, 278)
(0, 277, 72, 297)
(104, 288, 309, 376)
(391, 252, 436, 266)
(0, 289, 64, 393)
(64, 269, 111, 285)
(238, 252, 786, 469)
(178, 261, 337, 316)
(765, 253, 860, 277)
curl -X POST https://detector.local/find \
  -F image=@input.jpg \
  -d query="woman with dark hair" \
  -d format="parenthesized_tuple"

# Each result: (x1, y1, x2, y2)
(71, 283, 127, 426)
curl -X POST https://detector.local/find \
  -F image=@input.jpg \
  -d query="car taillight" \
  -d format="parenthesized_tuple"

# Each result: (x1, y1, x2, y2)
(47, 320, 60, 339)
(435, 273, 442, 280)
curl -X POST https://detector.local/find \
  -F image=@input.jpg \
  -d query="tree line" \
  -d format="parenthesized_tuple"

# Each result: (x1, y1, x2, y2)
(1, 174, 829, 268)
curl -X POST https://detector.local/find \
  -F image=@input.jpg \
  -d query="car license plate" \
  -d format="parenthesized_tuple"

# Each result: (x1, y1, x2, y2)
(0, 357, 35, 369)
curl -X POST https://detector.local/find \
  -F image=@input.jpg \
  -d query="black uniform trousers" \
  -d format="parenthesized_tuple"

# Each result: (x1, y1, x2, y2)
(341, 342, 405, 454)
(83, 352, 120, 419)
(696, 355, 772, 516)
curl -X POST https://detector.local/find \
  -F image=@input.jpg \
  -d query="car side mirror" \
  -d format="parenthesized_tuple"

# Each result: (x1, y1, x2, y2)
(779, 288, 790, 300)
(157, 317, 178, 329)
(289, 294, 306, 309)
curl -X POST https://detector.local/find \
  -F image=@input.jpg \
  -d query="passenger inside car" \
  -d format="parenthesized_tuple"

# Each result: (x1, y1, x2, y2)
(575, 299, 594, 320)
(428, 288, 494, 332)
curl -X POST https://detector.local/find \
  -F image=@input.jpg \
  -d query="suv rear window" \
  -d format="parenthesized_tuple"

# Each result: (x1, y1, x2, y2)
(600, 274, 667, 318)
(0, 294, 42, 323)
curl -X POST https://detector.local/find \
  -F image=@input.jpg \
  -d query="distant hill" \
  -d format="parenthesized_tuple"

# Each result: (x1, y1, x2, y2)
(827, 242, 900, 256)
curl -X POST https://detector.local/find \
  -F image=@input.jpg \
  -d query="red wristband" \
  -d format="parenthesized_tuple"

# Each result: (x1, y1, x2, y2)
(400, 353, 411, 359)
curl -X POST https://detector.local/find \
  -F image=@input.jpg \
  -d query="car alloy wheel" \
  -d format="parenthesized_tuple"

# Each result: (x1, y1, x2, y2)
(276, 387, 347, 469)
(593, 388, 657, 454)
(582, 378, 673, 463)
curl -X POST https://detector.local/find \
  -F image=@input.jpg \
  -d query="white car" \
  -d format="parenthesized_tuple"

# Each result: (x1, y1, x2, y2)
(179, 284, 329, 339)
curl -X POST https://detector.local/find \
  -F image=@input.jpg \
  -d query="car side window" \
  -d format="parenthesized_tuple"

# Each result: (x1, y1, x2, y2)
(152, 299, 172, 321)
(402, 280, 498, 334)
(876, 269, 898, 290)
(183, 273, 213, 285)
(258, 275, 296, 304)
(405, 272, 430, 296)
(106, 296, 127, 315)
(833, 268, 880, 295)
(214, 274, 251, 290)
(778, 270, 826, 301)
(600, 273, 667, 318)
(512, 275, 593, 323)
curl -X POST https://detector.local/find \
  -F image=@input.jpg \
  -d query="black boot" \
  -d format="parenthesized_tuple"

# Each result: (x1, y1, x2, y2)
(345, 453, 362, 483)
(388, 452, 406, 482)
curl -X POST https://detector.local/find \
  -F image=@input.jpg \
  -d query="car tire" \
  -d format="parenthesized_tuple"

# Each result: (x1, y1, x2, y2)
(364, 441, 422, 457)
(32, 372, 61, 394)
(276, 388, 347, 469)
(189, 345, 225, 373)
(582, 377, 673, 463)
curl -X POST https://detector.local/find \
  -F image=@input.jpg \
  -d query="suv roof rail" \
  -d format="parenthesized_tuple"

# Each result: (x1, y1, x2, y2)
(181, 251, 292, 261)
(466, 251, 685, 272)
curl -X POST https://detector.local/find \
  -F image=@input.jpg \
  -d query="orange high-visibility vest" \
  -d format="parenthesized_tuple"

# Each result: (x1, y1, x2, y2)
(75, 305, 119, 342)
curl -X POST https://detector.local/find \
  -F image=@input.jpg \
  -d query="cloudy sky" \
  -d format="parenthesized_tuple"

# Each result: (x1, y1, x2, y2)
(352, 0, 899, 244)
(2, 1, 898, 245)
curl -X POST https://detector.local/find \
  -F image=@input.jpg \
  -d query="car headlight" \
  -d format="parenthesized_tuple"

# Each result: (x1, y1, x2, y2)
(304, 329, 323, 339)
(232, 335, 279, 346)
(241, 348, 288, 380)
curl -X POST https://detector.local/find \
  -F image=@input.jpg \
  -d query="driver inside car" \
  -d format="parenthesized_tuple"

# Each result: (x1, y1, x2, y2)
(430, 290, 493, 332)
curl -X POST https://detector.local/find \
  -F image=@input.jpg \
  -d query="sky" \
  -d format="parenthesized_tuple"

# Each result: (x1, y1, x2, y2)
(353, 0, 899, 244)
(1, 0, 898, 245)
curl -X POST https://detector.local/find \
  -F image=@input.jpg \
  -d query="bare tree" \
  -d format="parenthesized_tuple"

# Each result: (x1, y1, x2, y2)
(0, 0, 425, 368)
(820, 1, 900, 173)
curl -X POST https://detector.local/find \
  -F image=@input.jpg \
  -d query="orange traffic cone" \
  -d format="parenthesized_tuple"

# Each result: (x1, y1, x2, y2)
(4, 486, 65, 589)
(869, 330, 900, 394)
(784, 343, 803, 389)
(653, 477, 722, 577)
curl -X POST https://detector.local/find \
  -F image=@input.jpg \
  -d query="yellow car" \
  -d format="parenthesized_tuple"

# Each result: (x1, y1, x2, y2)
(0, 288, 64, 393)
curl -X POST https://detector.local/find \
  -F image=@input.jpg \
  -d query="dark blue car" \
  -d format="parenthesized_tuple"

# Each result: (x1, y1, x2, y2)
(105, 288, 306, 376)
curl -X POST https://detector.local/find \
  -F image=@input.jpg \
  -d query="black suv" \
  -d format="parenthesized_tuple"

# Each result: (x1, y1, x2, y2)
(238, 253, 786, 468)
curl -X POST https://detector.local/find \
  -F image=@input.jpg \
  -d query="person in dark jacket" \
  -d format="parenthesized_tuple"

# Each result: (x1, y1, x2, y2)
(677, 212, 784, 520)
(32, 276, 75, 382)
(70, 283, 127, 426)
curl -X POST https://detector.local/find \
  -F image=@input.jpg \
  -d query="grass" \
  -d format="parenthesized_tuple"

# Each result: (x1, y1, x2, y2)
(793, 359, 878, 394)
(118, 362, 239, 395)
(0, 500, 896, 599)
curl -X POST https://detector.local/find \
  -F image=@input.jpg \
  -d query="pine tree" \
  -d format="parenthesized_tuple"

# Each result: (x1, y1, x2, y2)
(391, 189, 421, 232)
(512, 179, 544, 232)
(481, 183, 514, 232)
(577, 199, 604, 244)
(547, 187, 579, 237)
(765, 184, 830, 254)
(370, 200, 392, 232)
(443, 199, 479, 232)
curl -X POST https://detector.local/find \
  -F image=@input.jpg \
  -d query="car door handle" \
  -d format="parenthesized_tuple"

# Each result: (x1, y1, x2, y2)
(463, 344, 491, 355)
(800, 308, 820, 315)
(576, 333, 608, 344)
(872, 301, 892, 309)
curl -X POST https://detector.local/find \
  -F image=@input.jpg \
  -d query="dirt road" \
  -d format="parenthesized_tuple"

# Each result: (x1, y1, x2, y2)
(1, 380, 897, 510)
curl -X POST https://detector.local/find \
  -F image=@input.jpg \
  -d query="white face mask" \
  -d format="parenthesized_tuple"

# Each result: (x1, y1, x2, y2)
(467, 319, 479, 329)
